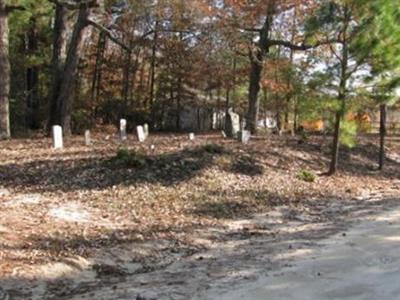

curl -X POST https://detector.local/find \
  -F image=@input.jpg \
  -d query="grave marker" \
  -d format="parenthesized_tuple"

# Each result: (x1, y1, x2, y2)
(120, 119, 127, 141)
(52, 125, 63, 149)
(137, 125, 146, 142)
(84, 130, 91, 146)
(238, 130, 251, 144)
(144, 123, 149, 138)
(221, 130, 227, 138)
(226, 109, 240, 138)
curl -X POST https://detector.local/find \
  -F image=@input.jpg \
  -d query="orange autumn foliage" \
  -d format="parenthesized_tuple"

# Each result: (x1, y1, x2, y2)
(301, 119, 324, 132)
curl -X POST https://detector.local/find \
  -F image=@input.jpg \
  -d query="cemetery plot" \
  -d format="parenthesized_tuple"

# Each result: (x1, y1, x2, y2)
(0, 133, 399, 299)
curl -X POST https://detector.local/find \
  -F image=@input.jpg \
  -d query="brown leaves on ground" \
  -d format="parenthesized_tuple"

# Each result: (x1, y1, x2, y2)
(0, 132, 399, 296)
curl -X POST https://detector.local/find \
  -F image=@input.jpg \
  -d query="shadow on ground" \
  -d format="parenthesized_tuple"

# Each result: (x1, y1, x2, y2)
(0, 144, 232, 192)
(286, 136, 400, 179)
(1, 135, 398, 194)
(2, 194, 399, 300)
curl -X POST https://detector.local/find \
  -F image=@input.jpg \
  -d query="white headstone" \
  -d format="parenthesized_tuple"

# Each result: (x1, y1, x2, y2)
(84, 130, 91, 146)
(189, 133, 195, 141)
(52, 125, 63, 149)
(258, 119, 266, 128)
(226, 109, 240, 138)
(143, 123, 149, 138)
(137, 125, 146, 142)
(238, 130, 251, 144)
(120, 119, 127, 141)
(212, 112, 218, 130)
(221, 130, 227, 138)
(240, 119, 246, 131)
(266, 117, 277, 129)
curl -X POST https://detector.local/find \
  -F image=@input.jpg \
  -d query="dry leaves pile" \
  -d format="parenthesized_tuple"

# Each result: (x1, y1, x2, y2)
(0, 132, 399, 298)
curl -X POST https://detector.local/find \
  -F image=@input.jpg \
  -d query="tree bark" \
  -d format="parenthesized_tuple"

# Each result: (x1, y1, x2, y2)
(90, 30, 106, 117)
(328, 108, 342, 175)
(121, 48, 132, 104)
(327, 5, 350, 176)
(149, 21, 158, 109)
(378, 103, 387, 170)
(293, 95, 298, 132)
(328, 76, 347, 175)
(225, 54, 236, 131)
(128, 49, 141, 107)
(176, 76, 182, 131)
(48, 3, 68, 131)
(26, 16, 40, 130)
(0, 1, 10, 139)
(56, 4, 91, 135)
(246, 15, 273, 134)
(138, 60, 146, 108)
(247, 59, 263, 133)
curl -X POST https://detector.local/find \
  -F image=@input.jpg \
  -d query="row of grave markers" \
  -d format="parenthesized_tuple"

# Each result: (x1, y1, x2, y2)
(119, 119, 149, 142)
(53, 125, 92, 149)
(52, 120, 151, 149)
(52, 119, 250, 150)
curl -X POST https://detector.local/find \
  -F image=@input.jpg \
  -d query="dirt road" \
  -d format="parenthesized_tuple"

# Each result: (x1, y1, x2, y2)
(198, 208, 400, 300)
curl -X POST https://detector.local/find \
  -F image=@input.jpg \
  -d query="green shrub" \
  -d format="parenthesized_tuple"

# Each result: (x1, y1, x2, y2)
(340, 120, 358, 148)
(114, 148, 147, 168)
(201, 143, 225, 154)
(297, 169, 317, 183)
(116, 148, 130, 160)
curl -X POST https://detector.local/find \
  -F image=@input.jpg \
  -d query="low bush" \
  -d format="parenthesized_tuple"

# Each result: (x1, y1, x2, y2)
(297, 169, 317, 183)
(201, 143, 225, 154)
(114, 148, 148, 168)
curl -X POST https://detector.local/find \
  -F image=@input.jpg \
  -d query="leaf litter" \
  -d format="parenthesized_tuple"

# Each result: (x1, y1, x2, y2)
(0, 133, 399, 299)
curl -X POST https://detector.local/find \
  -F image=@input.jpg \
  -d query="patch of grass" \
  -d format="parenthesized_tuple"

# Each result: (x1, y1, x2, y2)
(201, 143, 225, 154)
(297, 169, 317, 183)
(114, 148, 148, 168)
(214, 155, 231, 167)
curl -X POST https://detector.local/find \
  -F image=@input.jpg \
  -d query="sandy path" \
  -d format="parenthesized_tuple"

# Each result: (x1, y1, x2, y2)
(198, 209, 400, 300)
(2, 191, 399, 299)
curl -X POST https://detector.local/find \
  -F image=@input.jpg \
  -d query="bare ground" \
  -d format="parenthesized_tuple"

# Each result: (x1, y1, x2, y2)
(0, 132, 399, 299)
(198, 207, 400, 300)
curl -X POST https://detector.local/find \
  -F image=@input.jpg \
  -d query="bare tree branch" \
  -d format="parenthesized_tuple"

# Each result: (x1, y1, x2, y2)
(87, 19, 155, 52)
(329, 43, 342, 62)
(268, 38, 340, 51)
(86, 19, 130, 51)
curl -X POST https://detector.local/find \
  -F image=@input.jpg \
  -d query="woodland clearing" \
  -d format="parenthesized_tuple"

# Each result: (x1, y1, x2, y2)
(0, 133, 399, 299)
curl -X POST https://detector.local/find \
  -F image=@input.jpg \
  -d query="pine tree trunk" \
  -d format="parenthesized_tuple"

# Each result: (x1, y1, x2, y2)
(328, 109, 342, 175)
(26, 16, 40, 130)
(176, 76, 182, 131)
(0, 1, 10, 139)
(379, 103, 387, 170)
(121, 49, 132, 104)
(149, 22, 158, 110)
(48, 3, 68, 131)
(327, 6, 350, 176)
(293, 95, 298, 133)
